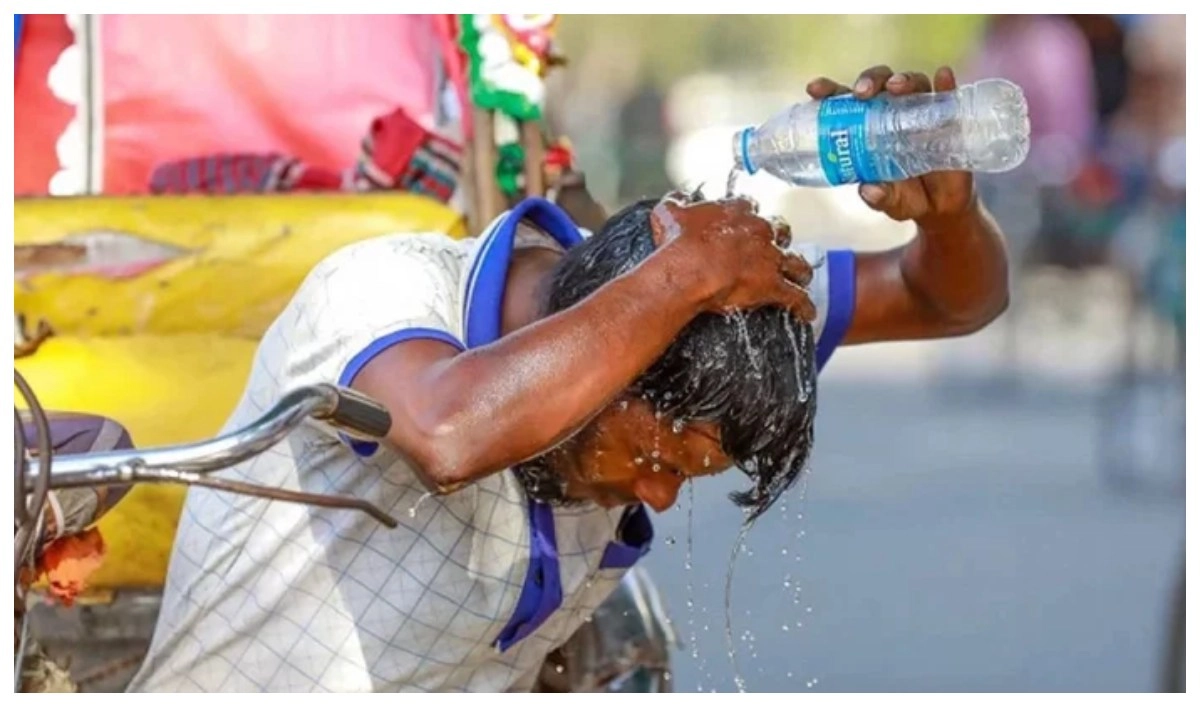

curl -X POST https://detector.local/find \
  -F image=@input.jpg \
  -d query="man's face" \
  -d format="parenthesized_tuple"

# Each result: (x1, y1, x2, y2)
(562, 396, 731, 512)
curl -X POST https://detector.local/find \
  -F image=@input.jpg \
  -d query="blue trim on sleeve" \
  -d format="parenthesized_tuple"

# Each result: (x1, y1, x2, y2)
(815, 249, 856, 371)
(335, 327, 465, 457)
(599, 504, 655, 569)
(15, 15, 24, 59)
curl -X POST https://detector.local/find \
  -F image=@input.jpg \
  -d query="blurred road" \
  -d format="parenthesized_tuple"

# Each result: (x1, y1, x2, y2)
(645, 338, 1185, 692)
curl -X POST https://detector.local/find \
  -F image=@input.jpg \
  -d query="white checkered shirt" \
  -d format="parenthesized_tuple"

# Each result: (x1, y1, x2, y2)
(128, 214, 842, 692)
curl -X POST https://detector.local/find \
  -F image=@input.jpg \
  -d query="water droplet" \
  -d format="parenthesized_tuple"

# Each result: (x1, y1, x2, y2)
(664, 671, 672, 682)
(806, 680, 814, 689)
(665, 536, 676, 546)
(671, 419, 685, 434)
(782, 309, 812, 403)
(619, 399, 629, 411)
(782, 623, 789, 632)
(685, 481, 706, 680)
(806, 606, 813, 613)
(703, 454, 711, 468)
(650, 449, 660, 459)
(723, 520, 755, 694)
(781, 548, 788, 556)
(812, 678, 819, 685)
(652, 463, 661, 472)
(583, 614, 593, 623)
(726, 165, 741, 197)
(787, 671, 794, 679)
(634, 456, 644, 465)
(554, 664, 565, 674)
(407, 491, 433, 518)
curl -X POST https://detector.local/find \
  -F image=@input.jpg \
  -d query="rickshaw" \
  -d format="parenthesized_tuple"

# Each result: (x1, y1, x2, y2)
(14, 14, 675, 692)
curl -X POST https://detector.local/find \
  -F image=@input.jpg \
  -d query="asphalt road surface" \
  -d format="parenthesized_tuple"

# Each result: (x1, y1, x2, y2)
(642, 373, 1184, 692)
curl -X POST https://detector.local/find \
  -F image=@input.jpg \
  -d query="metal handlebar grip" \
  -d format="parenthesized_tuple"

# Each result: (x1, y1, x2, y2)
(314, 385, 393, 440)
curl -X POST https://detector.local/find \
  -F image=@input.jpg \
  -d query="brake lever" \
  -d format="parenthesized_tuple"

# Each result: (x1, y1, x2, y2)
(134, 466, 399, 528)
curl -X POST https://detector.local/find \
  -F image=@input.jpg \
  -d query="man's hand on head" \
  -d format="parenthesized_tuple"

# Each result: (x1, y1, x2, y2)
(648, 193, 817, 324)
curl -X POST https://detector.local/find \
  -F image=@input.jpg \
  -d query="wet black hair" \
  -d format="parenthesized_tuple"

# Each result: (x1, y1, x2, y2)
(518, 197, 818, 522)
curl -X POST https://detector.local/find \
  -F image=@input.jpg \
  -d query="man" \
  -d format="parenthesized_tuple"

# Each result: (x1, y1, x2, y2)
(130, 66, 1008, 692)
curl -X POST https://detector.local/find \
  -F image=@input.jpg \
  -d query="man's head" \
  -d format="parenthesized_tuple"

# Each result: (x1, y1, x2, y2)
(514, 196, 818, 520)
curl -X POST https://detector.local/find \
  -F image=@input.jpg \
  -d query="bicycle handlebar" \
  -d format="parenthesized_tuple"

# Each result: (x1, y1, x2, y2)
(23, 384, 399, 528)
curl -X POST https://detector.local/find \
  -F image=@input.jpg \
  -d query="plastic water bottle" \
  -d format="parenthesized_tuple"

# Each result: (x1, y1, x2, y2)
(732, 78, 1030, 187)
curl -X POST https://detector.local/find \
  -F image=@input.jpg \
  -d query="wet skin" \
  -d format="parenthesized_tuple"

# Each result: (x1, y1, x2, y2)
(354, 64, 1011, 512)
(354, 193, 809, 510)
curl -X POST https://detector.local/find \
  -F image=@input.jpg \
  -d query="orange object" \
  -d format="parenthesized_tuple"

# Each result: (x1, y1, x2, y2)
(37, 528, 107, 606)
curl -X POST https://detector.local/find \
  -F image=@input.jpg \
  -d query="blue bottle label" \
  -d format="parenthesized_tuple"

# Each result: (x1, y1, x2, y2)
(817, 95, 880, 185)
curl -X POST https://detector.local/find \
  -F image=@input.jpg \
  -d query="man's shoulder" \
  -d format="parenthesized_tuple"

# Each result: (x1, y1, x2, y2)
(290, 231, 475, 314)
(318, 231, 474, 276)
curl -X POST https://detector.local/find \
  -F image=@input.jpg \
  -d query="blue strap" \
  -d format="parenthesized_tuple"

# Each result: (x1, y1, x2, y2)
(815, 249, 856, 371)
(493, 500, 563, 651)
(462, 197, 582, 349)
(598, 504, 654, 569)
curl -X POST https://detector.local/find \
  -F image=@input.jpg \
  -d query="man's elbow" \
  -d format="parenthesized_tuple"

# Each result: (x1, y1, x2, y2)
(942, 288, 1010, 337)
(401, 414, 482, 495)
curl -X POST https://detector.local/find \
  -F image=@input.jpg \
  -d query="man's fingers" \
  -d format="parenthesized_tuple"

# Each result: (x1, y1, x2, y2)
(806, 77, 851, 100)
(861, 182, 931, 221)
(777, 283, 818, 324)
(769, 216, 793, 250)
(727, 194, 760, 214)
(933, 65, 957, 92)
(853, 65, 894, 98)
(780, 252, 814, 288)
(886, 71, 933, 95)
(921, 169, 975, 215)
(859, 183, 898, 212)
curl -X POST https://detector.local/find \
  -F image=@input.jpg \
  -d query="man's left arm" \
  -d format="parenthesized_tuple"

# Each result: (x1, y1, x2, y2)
(808, 65, 1011, 347)
(846, 187, 1008, 344)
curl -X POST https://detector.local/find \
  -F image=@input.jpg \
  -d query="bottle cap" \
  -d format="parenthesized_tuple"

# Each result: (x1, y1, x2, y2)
(733, 128, 758, 175)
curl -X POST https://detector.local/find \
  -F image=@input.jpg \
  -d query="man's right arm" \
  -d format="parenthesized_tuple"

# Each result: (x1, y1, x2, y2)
(353, 197, 813, 494)
(354, 245, 712, 493)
